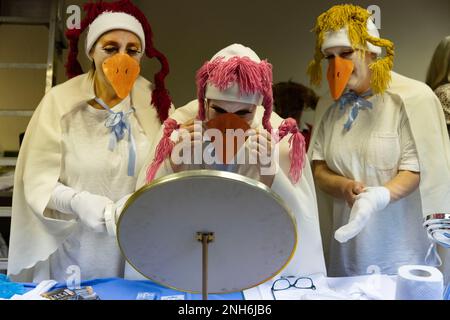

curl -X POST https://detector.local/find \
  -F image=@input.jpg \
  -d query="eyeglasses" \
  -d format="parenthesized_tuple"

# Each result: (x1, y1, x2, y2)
(271, 276, 316, 300)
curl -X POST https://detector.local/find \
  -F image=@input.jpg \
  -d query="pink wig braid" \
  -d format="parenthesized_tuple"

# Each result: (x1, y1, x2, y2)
(277, 118, 306, 184)
(146, 118, 179, 183)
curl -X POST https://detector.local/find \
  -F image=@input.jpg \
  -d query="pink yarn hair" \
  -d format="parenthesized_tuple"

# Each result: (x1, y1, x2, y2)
(195, 55, 306, 184)
(146, 118, 179, 183)
(196, 56, 273, 132)
(277, 118, 306, 184)
(147, 116, 306, 184)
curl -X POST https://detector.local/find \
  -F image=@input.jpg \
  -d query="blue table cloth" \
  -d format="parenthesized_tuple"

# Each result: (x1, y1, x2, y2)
(23, 278, 244, 300)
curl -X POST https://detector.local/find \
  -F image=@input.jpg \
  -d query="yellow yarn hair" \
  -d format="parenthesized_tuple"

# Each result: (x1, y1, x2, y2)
(307, 4, 394, 95)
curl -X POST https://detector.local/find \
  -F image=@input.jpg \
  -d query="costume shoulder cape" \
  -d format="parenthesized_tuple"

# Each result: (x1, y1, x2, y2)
(307, 71, 450, 268)
(136, 100, 327, 276)
(309, 71, 450, 215)
(8, 73, 166, 281)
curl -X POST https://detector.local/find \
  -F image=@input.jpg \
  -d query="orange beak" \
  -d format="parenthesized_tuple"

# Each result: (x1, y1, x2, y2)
(327, 56, 354, 100)
(205, 113, 251, 164)
(102, 54, 141, 99)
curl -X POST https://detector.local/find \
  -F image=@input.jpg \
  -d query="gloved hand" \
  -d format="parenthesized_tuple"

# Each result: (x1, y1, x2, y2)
(335, 187, 390, 243)
(70, 191, 113, 233)
(105, 193, 132, 236)
(114, 193, 132, 217)
(49, 182, 129, 234)
(247, 129, 273, 163)
(10, 280, 57, 300)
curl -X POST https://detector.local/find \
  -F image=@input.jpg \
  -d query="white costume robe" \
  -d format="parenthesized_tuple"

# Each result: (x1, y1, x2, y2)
(309, 72, 450, 280)
(8, 73, 170, 282)
(135, 100, 327, 278)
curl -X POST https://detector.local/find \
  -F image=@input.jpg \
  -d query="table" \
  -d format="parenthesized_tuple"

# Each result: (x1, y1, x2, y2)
(22, 277, 243, 300)
(19, 274, 450, 300)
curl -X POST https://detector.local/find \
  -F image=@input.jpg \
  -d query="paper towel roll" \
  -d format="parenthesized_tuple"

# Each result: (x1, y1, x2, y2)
(395, 265, 443, 300)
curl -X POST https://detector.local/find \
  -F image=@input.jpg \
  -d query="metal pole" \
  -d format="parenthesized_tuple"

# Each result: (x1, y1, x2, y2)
(197, 232, 214, 301)
(202, 234, 208, 300)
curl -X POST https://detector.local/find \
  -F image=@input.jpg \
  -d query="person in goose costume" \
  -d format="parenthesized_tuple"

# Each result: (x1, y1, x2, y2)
(307, 4, 450, 279)
(136, 44, 327, 278)
(8, 0, 173, 282)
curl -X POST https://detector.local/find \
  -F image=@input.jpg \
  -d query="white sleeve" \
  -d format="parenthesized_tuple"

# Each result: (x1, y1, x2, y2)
(47, 182, 77, 215)
(398, 113, 420, 172)
(104, 193, 132, 237)
(311, 118, 326, 162)
(271, 156, 327, 277)
(103, 203, 117, 237)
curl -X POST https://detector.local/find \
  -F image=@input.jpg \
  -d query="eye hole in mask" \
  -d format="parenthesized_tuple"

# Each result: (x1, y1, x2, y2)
(205, 112, 251, 164)
(211, 106, 253, 116)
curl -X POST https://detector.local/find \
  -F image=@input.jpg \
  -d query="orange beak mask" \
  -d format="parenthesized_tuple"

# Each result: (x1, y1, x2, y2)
(205, 113, 251, 165)
(327, 55, 354, 100)
(102, 53, 141, 99)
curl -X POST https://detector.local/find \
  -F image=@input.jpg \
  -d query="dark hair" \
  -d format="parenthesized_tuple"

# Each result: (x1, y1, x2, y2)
(88, 61, 96, 79)
(272, 81, 319, 123)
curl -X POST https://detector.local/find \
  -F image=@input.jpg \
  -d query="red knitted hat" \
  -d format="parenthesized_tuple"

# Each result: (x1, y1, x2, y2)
(65, 0, 171, 123)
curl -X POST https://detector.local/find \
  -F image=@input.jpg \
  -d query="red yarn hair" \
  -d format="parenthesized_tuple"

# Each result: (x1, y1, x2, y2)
(65, 0, 171, 123)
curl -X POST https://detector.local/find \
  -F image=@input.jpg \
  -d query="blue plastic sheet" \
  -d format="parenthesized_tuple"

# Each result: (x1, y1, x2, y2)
(23, 278, 243, 300)
(0, 274, 26, 299)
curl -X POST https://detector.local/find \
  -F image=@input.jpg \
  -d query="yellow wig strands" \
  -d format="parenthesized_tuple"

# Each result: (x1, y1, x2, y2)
(307, 4, 394, 95)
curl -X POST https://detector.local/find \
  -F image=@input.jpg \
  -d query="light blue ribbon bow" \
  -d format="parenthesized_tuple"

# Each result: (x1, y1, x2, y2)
(95, 97, 137, 177)
(333, 90, 373, 131)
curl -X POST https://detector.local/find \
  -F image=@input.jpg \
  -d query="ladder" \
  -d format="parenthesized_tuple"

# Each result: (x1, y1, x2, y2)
(0, 0, 67, 273)
(0, 0, 67, 118)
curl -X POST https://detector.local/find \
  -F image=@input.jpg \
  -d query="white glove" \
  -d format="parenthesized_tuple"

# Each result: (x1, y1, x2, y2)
(70, 191, 113, 233)
(10, 280, 57, 300)
(47, 182, 77, 214)
(105, 193, 132, 236)
(49, 182, 128, 234)
(335, 187, 390, 243)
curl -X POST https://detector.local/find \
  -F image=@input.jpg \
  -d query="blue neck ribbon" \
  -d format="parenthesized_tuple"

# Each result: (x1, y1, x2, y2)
(333, 90, 373, 131)
(95, 97, 137, 177)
